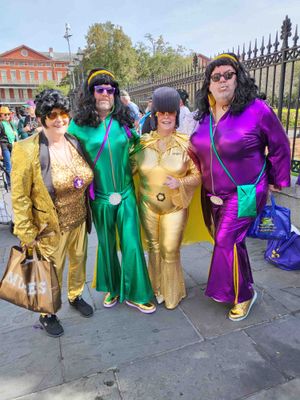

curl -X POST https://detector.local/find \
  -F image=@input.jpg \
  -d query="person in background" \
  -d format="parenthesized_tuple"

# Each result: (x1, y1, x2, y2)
(22, 100, 42, 138)
(176, 89, 192, 135)
(120, 90, 140, 131)
(17, 108, 27, 139)
(11, 89, 94, 338)
(190, 53, 291, 321)
(0, 106, 18, 187)
(140, 96, 152, 135)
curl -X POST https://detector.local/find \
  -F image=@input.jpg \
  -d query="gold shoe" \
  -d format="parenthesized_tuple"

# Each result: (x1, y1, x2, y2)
(125, 300, 156, 314)
(103, 293, 119, 308)
(228, 290, 257, 322)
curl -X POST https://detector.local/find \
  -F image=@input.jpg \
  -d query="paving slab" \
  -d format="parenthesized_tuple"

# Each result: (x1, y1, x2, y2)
(180, 286, 287, 339)
(0, 325, 63, 400)
(253, 266, 300, 289)
(116, 330, 285, 400)
(13, 371, 121, 400)
(246, 314, 300, 378)
(266, 287, 300, 313)
(0, 283, 94, 334)
(246, 238, 274, 271)
(245, 378, 300, 400)
(181, 243, 212, 285)
(60, 304, 201, 382)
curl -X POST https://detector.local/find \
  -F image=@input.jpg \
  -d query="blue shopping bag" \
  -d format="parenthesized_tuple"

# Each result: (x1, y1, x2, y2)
(247, 194, 290, 240)
(265, 231, 300, 271)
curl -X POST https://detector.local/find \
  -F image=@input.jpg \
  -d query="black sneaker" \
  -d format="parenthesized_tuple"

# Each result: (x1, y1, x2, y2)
(69, 296, 94, 318)
(39, 314, 64, 338)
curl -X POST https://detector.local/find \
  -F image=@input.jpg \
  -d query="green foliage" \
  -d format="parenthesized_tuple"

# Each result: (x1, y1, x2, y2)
(80, 23, 194, 85)
(83, 22, 138, 86)
(274, 108, 300, 129)
(34, 81, 70, 96)
(135, 34, 192, 80)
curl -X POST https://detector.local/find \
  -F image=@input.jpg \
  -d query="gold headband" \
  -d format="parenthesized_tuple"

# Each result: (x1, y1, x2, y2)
(88, 70, 115, 85)
(213, 54, 238, 63)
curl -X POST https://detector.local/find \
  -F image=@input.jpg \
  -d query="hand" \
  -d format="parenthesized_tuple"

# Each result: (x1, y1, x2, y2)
(269, 184, 281, 192)
(164, 176, 180, 189)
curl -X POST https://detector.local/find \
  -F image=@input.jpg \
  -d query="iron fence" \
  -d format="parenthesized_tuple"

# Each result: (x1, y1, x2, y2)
(128, 16, 300, 174)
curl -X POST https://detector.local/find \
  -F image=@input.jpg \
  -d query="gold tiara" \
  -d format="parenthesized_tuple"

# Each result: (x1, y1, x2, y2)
(88, 70, 115, 85)
(213, 54, 238, 62)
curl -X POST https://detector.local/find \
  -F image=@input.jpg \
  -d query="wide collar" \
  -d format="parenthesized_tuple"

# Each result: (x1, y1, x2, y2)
(140, 130, 189, 152)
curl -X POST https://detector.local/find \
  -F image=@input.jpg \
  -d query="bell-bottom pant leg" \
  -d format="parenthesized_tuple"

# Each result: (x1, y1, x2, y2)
(205, 179, 268, 304)
(139, 202, 160, 297)
(140, 201, 187, 309)
(91, 199, 121, 297)
(159, 208, 188, 308)
(117, 191, 153, 304)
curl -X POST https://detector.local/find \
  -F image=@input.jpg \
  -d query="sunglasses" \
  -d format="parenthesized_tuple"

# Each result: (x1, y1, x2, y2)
(94, 85, 116, 95)
(47, 111, 69, 120)
(156, 111, 177, 117)
(210, 71, 236, 82)
(1, 113, 10, 117)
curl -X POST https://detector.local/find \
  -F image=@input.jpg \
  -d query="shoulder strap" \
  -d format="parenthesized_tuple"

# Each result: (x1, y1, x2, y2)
(91, 117, 113, 170)
(124, 125, 132, 138)
(209, 114, 237, 186)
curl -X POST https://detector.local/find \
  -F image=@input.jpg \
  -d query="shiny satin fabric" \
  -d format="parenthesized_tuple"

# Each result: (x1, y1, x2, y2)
(140, 202, 187, 309)
(190, 99, 291, 304)
(190, 99, 291, 194)
(133, 131, 201, 308)
(68, 118, 154, 304)
(41, 221, 87, 302)
(205, 176, 268, 303)
(91, 188, 153, 304)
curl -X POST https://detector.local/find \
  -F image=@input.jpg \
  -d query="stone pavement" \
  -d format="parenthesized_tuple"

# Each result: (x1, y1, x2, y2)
(0, 224, 300, 400)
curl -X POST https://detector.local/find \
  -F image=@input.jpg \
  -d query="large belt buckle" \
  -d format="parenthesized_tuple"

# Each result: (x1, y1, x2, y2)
(210, 195, 224, 205)
(109, 192, 122, 205)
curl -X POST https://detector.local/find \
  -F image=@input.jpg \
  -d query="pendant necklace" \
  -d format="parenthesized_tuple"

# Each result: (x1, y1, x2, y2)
(49, 139, 84, 189)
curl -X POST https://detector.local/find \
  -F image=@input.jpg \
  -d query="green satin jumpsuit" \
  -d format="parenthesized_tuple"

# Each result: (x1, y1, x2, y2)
(68, 117, 153, 303)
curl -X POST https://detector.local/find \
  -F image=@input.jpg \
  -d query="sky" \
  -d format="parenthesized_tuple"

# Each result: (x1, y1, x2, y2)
(1, 0, 300, 58)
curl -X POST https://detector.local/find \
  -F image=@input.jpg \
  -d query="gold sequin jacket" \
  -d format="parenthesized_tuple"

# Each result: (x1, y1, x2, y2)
(11, 132, 92, 251)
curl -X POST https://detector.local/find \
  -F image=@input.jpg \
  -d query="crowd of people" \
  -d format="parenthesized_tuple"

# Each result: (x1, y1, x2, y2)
(0, 53, 292, 337)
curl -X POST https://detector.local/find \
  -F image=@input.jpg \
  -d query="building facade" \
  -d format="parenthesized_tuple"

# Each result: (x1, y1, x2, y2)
(0, 45, 71, 107)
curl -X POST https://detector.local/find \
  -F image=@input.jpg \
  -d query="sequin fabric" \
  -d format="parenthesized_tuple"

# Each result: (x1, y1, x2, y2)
(51, 143, 93, 232)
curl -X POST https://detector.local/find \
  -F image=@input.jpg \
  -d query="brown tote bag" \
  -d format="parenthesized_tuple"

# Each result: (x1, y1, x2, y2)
(0, 246, 61, 314)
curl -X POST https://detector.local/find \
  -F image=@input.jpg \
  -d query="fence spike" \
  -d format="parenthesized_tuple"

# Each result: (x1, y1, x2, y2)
(267, 33, 272, 54)
(280, 15, 292, 49)
(247, 41, 252, 59)
(274, 31, 279, 51)
(260, 36, 265, 55)
(242, 43, 246, 61)
(293, 24, 299, 47)
(253, 38, 258, 57)
(237, 45, 240, 58)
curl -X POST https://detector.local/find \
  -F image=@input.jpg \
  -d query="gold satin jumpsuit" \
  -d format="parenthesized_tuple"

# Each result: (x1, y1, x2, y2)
(133, 131, 201, 309)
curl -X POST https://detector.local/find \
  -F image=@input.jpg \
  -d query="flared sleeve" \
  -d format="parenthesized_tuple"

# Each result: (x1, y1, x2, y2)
(260, 103, 291, 188)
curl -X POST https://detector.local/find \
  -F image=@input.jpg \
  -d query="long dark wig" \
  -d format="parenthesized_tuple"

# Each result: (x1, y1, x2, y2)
(35, 89, 70, 128)
(73, 68, 133, 128)
(195, 53, 259, 121)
